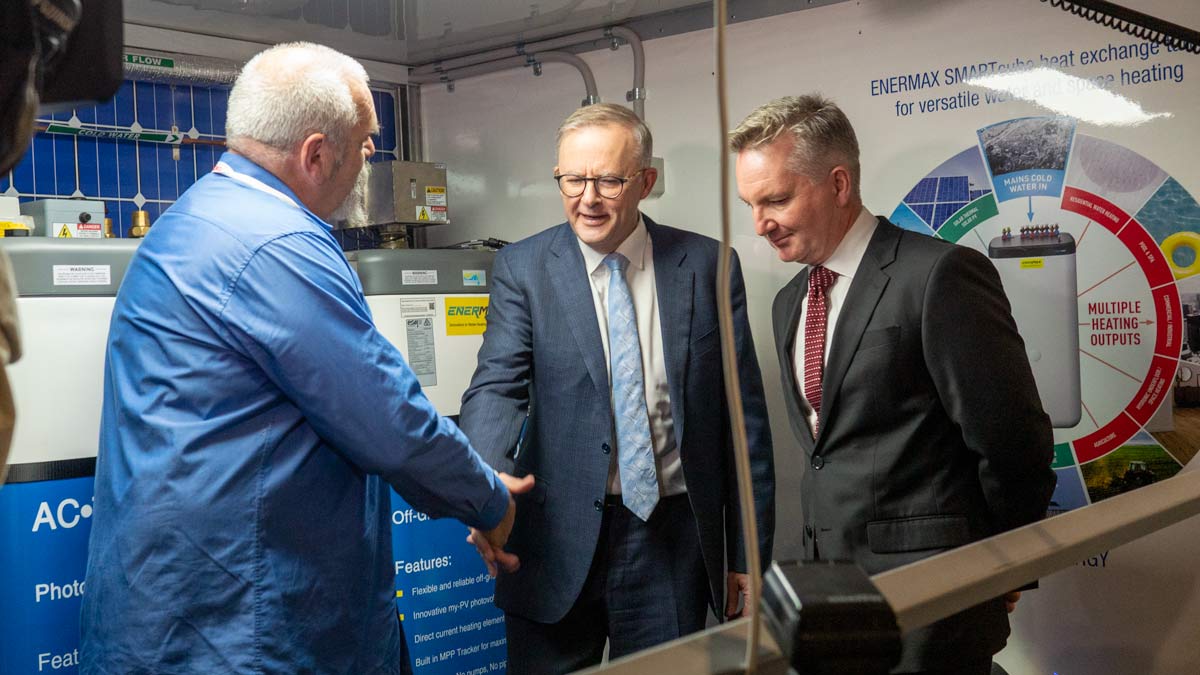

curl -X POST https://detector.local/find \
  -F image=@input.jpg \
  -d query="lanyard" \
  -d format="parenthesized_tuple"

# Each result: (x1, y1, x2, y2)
(212, 161, 301, 210)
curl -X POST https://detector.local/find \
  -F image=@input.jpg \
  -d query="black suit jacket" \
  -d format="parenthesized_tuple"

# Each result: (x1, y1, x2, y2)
(772, 217, 1055, 672)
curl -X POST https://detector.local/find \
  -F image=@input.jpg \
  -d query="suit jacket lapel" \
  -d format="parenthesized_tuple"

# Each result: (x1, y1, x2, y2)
(547, 223, 610, 401)
(647, 217, 692, 448)
(776, 270, 815, 452)
(818, 219, 899, 441)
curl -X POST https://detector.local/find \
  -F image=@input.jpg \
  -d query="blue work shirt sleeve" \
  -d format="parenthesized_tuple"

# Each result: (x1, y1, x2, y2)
(219, 231, 510, 530)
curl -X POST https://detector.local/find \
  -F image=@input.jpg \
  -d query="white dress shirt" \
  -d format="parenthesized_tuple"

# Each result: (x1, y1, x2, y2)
(793, 207, 879, 433)
(577, 216, 685, 497)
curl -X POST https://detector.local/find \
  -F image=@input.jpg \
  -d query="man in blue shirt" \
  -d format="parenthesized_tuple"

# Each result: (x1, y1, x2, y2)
(81, 43, 529, 675)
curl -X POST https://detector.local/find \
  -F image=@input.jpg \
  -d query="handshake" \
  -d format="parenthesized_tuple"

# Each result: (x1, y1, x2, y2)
(467, 473, 536, 577)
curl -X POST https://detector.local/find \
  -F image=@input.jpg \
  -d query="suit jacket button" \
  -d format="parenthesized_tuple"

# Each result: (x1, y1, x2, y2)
(812, 454, 825, 470)
(601, 442, 611, 454)
(594, 499, 604, 512)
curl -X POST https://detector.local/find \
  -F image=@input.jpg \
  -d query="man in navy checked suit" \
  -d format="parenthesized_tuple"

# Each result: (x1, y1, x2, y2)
(460, 103, 775, 674)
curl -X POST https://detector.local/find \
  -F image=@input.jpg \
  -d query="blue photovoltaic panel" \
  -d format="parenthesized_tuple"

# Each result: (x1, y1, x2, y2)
(196, 146, 217, 179)
(904, 177, 938, 204)
(76, 105, 95, 126)
(134, 82, 156, 128)
(969, 189, 991, 201)
(138, 142, 159, 200)
(116, 201, 135, 237)
(173, 86, 193, 134)
(53, 134, 75, 195)
(5, 80, 400, 240)
(94, 96, 116, 127)
(932, 202, 967, 228)
(193, 88, 214, 136)
(12, 146, 34, 193)
(32, 135, 54, 195)
(936, 176, 969, 203)
(96, 139, 119, 197)
(77, 139, 99, 197)
(157, 145, 179, 202)
(116, 140, 138, 199)
(377, 91, 397, 155)
(177, 145, 197, 195)
(210, 88, 228, 137)
(910, 203, 935, 224)
(114, 82, 136, 127)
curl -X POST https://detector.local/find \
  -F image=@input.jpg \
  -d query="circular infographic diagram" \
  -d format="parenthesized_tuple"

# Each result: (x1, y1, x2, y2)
(890, 116, 1200, 512)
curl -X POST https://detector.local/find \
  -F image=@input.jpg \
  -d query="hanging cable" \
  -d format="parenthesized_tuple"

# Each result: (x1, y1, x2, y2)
(1042, 0, 1200, 53)
(713, 0, 762, 673)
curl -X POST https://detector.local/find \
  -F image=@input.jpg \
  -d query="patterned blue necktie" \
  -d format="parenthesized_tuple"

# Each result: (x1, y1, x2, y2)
(604, 252, 659, 521)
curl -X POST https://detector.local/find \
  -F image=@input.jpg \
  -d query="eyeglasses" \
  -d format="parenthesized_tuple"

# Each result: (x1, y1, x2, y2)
(554, 169, 645, 199)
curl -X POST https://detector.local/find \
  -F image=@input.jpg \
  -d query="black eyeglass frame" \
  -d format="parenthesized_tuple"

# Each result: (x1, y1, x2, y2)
(553, 168, 647, 199)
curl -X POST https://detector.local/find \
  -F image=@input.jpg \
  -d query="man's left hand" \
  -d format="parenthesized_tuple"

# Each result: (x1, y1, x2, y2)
(1004, 591, 1022, 613)
(725, 572, 752, 619)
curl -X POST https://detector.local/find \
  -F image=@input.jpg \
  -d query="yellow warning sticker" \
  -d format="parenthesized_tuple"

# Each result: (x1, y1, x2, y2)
(416, 206, 431, 221)
(445, 297, 489, 335)
(425, 186, 447, 206)
(1020, 258, 1044, 269)
(56, 223, 73, 238)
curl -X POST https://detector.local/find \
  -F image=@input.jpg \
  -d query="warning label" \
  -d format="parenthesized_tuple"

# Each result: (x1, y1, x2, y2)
(401, 296, 437, 387)
(52, 264, 111, 286)
(425, 186, 447, 206)
(402, 270, 439, 286)
(414, 206, 449, 223)
(76, 222, 103, 239)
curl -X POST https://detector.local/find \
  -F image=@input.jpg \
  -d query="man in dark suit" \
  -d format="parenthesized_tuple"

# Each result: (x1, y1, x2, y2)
(731, 95, 1056, 674)
(460, 103, 775, 674)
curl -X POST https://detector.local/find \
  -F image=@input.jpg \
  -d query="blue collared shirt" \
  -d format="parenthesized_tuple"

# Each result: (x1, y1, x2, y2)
(81, 152, 509, 674)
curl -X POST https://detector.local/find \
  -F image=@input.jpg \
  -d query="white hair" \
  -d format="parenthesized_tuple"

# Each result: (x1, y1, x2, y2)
(556, 103, 653, 168)
(226, 42, 369, 157)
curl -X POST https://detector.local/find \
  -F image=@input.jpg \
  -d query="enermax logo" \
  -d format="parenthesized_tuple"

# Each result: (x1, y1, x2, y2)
(447, 305, 488, 319)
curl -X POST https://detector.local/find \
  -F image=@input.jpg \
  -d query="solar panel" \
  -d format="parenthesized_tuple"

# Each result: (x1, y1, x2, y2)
(937, 176, 970, 203)
(904, 178, 938, 204)
(910, 203, 935, 224)
(900, 175, 992, 231)
(932, 202, 968, 228)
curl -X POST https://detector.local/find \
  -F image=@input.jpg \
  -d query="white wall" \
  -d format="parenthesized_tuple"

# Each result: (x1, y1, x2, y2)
(422, 1, 1200, 672)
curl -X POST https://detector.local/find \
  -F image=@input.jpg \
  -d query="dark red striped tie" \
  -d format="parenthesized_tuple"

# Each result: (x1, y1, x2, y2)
(804, 266, 838, 435)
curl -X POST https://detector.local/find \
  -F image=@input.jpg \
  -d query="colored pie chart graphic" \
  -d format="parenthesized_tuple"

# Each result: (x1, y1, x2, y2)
(891, 116, 1200, 512)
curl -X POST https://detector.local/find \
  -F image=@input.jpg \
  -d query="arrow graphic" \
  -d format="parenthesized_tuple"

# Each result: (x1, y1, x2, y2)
(1027, 196, 1035, 222)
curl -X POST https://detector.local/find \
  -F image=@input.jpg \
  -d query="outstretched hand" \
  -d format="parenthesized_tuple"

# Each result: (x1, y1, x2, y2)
(467, 473, 535, 576)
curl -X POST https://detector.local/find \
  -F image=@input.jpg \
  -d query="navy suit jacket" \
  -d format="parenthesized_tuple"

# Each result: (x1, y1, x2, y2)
(460, 216, 775, 623)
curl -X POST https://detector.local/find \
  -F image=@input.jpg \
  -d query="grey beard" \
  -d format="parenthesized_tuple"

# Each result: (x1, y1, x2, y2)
(331, 162, 370, 227)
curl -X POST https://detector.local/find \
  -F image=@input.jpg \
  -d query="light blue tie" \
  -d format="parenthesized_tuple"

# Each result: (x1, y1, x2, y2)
(604, 252, 659, 521)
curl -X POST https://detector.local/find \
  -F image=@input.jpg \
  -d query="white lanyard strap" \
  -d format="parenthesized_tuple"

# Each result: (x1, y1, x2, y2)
(212, 161, 300, 210)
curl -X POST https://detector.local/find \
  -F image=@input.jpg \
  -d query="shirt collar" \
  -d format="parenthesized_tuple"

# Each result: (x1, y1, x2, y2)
(579, 214, 648, 276)
(819, 206, 877, 281)
(215, 152, 328, 230)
